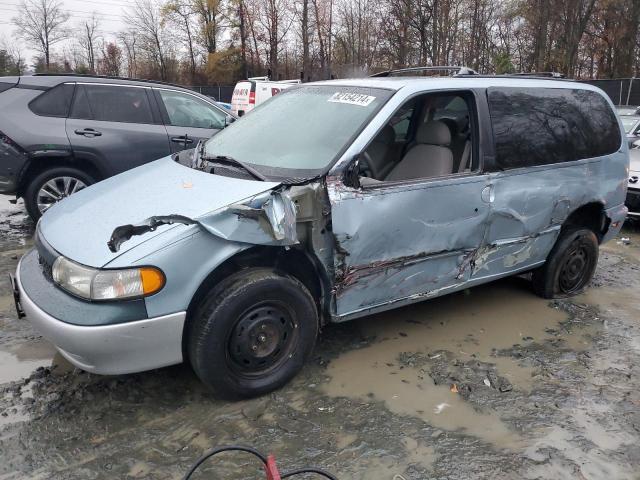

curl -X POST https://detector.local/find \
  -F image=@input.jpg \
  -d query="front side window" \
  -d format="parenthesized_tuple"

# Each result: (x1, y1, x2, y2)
(488, 87, 621, 169)
(70, 84, 154, 124)
(204, 85, 393, 176)
(29, 83, 75, 117)
(158, 90, 226, 129)
(360, 91, 476, 183)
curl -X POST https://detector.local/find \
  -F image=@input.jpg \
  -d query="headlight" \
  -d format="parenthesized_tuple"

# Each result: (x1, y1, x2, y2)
(52, 256, 165, 300)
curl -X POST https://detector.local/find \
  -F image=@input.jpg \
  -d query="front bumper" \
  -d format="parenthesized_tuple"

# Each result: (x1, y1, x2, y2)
(15, 255, 186, 375)
(625, 187, 640, 217)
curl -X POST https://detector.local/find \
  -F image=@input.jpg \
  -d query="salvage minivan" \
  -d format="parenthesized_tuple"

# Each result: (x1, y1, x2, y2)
(13, 70, 629, 398)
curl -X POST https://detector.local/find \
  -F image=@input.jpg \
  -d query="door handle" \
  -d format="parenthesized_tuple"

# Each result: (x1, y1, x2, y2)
(481, 184, 495, 203)
(74, 128, 102, 137)
(171, 136, 193, 144)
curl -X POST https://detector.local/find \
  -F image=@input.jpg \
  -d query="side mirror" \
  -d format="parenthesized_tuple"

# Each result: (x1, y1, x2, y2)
(343, 155, 361, 189)
(224, 115, 236, 127)
(633, 139, 640, 149)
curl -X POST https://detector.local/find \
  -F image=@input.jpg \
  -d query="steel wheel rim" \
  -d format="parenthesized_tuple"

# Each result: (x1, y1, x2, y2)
(37, 176, 87, 213)
(227, 301, 298, 376)
(558, 243, 590, 293)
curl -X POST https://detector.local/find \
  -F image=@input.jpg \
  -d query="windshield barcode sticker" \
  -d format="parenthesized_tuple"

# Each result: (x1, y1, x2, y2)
(328, 92, 376, 107)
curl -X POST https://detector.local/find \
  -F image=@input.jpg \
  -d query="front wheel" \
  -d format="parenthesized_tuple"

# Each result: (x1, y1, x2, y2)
(24, 167, 95, 220)
(531, 227, 599, 299)
(187, 268, 318, 399)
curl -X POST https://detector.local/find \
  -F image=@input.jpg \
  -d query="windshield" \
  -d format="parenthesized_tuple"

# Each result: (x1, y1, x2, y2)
(203, 85, 393, 177)
(620, 116, 639, 133)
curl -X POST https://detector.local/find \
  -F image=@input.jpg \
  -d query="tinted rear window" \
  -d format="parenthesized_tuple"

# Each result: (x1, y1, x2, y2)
(29, 83, 75, 117)
(488, 87, 621, 169)
(70, 84, 154, 124)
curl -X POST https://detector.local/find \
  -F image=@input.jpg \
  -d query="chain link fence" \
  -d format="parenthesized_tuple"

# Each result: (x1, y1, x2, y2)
(582, 78, 640, 106)
(189, 85, 235, 103)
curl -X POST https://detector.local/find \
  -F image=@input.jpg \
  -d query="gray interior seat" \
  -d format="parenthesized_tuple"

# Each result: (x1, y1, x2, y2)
(365, 125, 395, 179)
(385, 121, 453, 181)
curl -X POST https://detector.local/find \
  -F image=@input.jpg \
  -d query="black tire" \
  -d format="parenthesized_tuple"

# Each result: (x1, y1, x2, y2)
(531, 227, 599, 299)
(24, 167, 95, 220)
(187, 268, 318, 399)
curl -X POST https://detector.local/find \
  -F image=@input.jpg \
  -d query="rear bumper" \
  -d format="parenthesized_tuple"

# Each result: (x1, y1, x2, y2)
(15, 255, 186, 375)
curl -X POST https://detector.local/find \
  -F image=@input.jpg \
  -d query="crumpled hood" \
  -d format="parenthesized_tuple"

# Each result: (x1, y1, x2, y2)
(39, 157, 280, 267)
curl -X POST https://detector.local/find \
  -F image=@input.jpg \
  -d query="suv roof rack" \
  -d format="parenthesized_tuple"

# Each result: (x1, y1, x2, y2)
(504, 72, 566, 79)
(31, 73, 189, 90)
(370, 66, 478, 78)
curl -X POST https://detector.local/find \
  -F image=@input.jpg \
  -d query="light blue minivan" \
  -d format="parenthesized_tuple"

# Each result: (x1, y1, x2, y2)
(13, 70, 629, 398)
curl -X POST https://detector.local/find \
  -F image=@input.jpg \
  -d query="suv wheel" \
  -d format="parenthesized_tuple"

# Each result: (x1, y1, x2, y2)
(531, 227, 599, 299)
(187, 268, 318, 399)
(24, 167, 95, 220)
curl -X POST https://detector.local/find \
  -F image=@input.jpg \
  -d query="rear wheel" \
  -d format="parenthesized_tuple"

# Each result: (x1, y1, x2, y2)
(187, 268, 318, 399)
(531, 227, 599, 299)
(24, 167, 95, 220)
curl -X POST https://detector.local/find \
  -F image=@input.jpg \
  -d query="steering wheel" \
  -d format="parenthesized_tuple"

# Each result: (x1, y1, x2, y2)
(359, 152, 375, 178)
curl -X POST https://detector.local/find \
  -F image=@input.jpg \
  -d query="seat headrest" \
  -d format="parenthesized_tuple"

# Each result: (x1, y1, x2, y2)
(373, 125, 395, 145)
(416, 120, 451, 146)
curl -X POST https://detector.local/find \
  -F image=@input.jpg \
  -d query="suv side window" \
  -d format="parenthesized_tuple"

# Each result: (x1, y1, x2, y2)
(488, 87, 621, 169)
(158, 89, 226, 129)
(70, 84, 154, 124)
(29, 83, 75, 117)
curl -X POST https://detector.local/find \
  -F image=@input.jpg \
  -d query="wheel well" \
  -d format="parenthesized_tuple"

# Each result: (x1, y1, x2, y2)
(563, 202, 608, 242)
(16, 156, 104, 198)
(182, 246, 330, 362)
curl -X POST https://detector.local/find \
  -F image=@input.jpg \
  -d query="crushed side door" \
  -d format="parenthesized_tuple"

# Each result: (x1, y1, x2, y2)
(327, 173, 491, 320)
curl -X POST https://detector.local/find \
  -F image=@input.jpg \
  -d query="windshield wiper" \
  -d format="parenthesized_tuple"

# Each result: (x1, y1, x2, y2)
(202, 154, 267, 181)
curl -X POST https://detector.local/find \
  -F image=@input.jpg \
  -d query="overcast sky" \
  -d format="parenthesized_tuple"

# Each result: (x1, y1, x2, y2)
(0, 0, 133, 69)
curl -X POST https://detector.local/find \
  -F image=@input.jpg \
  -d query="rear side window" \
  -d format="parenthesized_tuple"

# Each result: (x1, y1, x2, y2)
(70, 84, 154, 124)
(29, 83, 75, 117)
(488, 87, 621, 169)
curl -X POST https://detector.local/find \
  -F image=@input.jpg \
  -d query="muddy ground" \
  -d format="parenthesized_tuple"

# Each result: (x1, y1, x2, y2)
(1, 195, 640, 480)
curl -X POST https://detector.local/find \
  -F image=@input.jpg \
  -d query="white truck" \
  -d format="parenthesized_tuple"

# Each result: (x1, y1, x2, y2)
(231, 77, 301, 117)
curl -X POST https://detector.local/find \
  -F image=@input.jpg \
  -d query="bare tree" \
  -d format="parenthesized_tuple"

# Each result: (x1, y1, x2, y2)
(163, 0, 199, 83)
(118, 30, 139, 78)
(126, 0, 169, 80)
(0, 37, 27, 75)
(301, 0, 311, 80)
(78, 14, 99, 74)
(98, 41, 123, 76)
(12, 0, 69, 70)
(192, 0, 224, 55)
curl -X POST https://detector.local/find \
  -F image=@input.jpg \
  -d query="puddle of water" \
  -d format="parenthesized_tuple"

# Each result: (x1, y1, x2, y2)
(323, 280, 593, 449)
(579, 286, 640, 318)
(0, 340, 57, 384)
(524, 421, 635, 480)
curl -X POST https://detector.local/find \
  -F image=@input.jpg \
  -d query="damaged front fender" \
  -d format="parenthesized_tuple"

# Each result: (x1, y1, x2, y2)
(107, 189, 299, 253)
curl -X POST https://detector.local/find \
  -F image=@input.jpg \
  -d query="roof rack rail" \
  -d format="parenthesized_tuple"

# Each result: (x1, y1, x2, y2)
(31, 73, 189, 90)
(370, 66, 478, 78)
(505, 72, 566, 79)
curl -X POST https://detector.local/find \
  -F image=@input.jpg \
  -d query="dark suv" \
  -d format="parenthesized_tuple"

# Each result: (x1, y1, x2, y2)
(0, 74, 234, 219)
